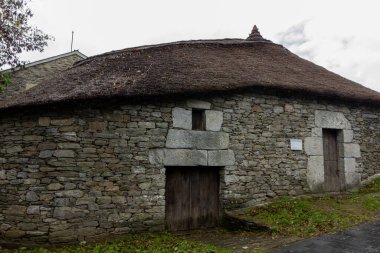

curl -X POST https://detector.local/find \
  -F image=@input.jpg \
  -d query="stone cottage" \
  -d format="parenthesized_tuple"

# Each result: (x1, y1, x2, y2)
(0, 50, 86, 101)
(0, 26, 380, 243)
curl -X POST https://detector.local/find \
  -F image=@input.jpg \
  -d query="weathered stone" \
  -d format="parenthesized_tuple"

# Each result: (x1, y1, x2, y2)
(315, 110, 351, 129)
(97, 196, 112, 204)
(307, 156, 324, 193)
(4, 205, 26, 215)
(23, 135, 43, 141)
(149, 148, 207, 166)
(37, 142, 57, 150)
(49, 229, 77, 242)
(273, 106, 284, 113)
(131, 166, 145, 174)
(345, 172, 361, 188)
(53, 207, 88, 219)
(284, 104, 294, 112)
(4, 229, 25, 238)
(207, 150, 235, 166)
(172, 107, 192, 130)
(138, 182, 151, 190)
(53, 150, 75, 158)
(343, 130, 354, 143)
(48, 183, 64, 190)
(76, 197, 96, 205)
(0, 223, 11, 231)
(18, 222, 37, 231)
(344, 158, 357, 174)
(166, 129, 229, 149)
(89, 121, 107, 132)
(311, 128, 322, 137)
(39, 150, 54, 158)
(112, 196, 126, 204)
(0, 158, 6, 164)
(304, 137, 323, 156)
(344, 143, 361, 158)
(50, 118, 75, 126)
(26, 191, 39, 202)
(138, 122, 155, 129)
(27, 206, 40, 215)
(38, 117, 51, 126)
(186, 99, 211, 109)
(205, 110, 223, 131)
(58, 143, 81, 149)
(252, 105, 263, 112)
(7, 146, 23, 154)
(55, 190, 84, 198)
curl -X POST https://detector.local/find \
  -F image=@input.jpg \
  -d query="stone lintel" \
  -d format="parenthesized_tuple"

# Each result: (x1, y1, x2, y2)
(315, 110, 351, 129)
(208, 150, 235, 166)
(149, 149, 207, 166)
(166, 129, 229, 150)
(149, 149, 235, 166)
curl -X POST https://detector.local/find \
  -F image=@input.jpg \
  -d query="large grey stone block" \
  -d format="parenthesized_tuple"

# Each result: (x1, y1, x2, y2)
(208, 150, 235, 166)
(344, 158, 357, 173)
(205, 110, 223, 131)
(343, 130, 354, 143)
(186, 99, 211, 109)
(344, 143, 361, 158)
(307, 156, 324, 193)
(172, 107, 192, 130)
(166, 129, 229, 150)
(345, 172, 361, 188)
(149, 148, 207, 166)
(315, 110, 351, 129)
(304, 137, 323, 156)
(311, 128, 322, 137)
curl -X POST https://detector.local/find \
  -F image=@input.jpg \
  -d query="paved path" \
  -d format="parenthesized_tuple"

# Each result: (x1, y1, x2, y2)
(271, 220, 380, 253)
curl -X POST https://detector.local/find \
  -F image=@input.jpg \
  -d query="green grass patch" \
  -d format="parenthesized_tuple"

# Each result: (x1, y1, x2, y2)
(5, 233, 229, 253)
(248, 179, 380, 237)
(359, 177, 380, 194)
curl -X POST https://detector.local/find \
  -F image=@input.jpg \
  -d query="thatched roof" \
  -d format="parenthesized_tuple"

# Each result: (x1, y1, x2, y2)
(1, 26, 380, 110)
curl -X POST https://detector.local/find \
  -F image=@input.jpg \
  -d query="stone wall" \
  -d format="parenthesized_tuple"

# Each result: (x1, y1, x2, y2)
(0, 91, 379, 243)
(0, 53, 84, 101)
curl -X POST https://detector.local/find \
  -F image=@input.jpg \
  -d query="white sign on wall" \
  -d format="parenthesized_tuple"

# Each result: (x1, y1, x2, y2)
(290, 139, 303, 151)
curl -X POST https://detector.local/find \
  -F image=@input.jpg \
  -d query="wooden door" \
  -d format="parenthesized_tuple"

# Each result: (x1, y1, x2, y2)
(165, 167, 220, 231)
(323, 129, 340, 192)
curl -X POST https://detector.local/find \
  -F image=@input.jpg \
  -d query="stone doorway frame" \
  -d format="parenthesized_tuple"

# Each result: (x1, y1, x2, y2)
(305, 110, 361, 192)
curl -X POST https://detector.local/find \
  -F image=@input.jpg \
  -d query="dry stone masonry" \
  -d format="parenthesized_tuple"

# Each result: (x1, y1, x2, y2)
(0, 92, 379, 243)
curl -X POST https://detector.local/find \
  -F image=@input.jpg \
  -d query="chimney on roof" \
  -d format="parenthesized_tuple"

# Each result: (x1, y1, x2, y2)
(246, 25, 270, 42)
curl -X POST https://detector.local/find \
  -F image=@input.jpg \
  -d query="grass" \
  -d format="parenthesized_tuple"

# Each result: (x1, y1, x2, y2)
(4, 233, 229, 253)
(248, 178, 380, 237)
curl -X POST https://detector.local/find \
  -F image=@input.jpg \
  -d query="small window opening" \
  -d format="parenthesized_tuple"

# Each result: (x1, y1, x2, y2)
(192, 109, 205, 130)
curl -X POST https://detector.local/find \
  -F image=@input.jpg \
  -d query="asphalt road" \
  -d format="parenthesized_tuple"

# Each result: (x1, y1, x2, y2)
(270, 219, 380, 253)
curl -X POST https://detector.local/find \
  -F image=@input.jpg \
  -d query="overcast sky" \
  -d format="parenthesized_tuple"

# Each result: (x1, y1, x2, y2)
(18, 0, 380, 92)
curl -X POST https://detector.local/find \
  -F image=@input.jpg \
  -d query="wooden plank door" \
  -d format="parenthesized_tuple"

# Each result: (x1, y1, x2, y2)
(322, 129, 340, 192)
(165, 167, 220, 231)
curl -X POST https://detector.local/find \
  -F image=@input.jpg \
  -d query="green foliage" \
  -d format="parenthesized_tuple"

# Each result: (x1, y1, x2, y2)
(6, 233, 229, 253)
(0, 72, 12, 92)
(0, 0, 53, 68)
(249, 197, 362, 237)
(249, 191, 380, 237)
(359, 177, 380, 194)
